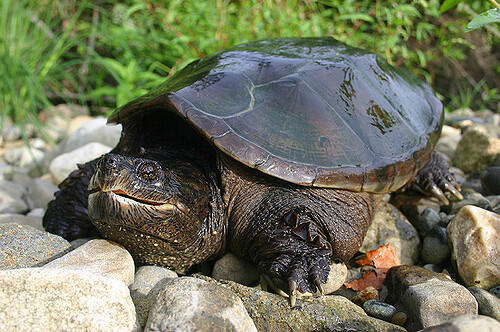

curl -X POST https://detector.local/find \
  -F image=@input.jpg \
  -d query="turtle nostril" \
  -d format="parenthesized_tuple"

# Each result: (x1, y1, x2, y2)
(102, 154, 119, 169)
(139, 161, 159, 182)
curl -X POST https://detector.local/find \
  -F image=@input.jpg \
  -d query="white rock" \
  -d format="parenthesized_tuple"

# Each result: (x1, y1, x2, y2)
(26, 178, 58, 210)
(0, 214, 43, 231)
(447, 205, 500, 289)
(49, 142, 111, 184)
(454, 125, 500, 173)
(67, 115, 95, 135)
(27, 208, 45, 219)
(63, 117, 121, 154)
(419, 314, 500, 331)
(212, 252, 260, 286)
(19, 147, 45, 168)
(0, 268, 139, 332)
(0, 180, 27, 214)
(43, 239, 135, 286)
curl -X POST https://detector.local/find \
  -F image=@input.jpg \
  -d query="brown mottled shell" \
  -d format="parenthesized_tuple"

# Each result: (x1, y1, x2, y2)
(109, 37, 443, 193)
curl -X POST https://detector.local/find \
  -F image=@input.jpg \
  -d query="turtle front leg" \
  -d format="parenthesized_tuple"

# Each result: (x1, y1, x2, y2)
(412, 152, 463, 205)
(43, 158, 100, 241)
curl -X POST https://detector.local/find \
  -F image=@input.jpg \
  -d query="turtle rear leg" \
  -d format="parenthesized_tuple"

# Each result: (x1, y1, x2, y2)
(412, 152, 463, 205)
(43, 158, 100, 241)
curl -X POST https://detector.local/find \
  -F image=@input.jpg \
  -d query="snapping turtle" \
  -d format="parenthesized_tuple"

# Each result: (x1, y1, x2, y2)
(44, 37, 461, 305)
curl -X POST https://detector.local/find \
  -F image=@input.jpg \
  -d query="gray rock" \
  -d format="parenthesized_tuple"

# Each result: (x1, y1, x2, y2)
(0, 268, 139, 332)
(490, 286, 500, 297)
(447, 205, 500, 289)
(49, 142, 112, 184)
(416, 208, 441, 234)
(436, 125, 461, 160)
(391, 193, 441, 226)
(447, 189, 490, 214)
(363, 299, 398, 322)
(488, 195, 500, 214)
(3, 146, 23, 165)
(26, 207, 45, 219)
(419, 314, 500, 332)
(145, 277, 257, 332)
(0, 214, 43, 231)
(1, 124, 22, 142)
(43, 239, 135, 286)
(481, 167, 500, 195)
(422, 264, 441, 273)
(0, 179, 28, 214)
(207, 277, 406, 332)
(19, 147, 45, 168)
(421, 234, 450, 265)
(63, 117, 121, 152)
(130, 265, 178, 328)
(26, 178, 58, 210)
(0, 223, 70, 269)
(298, 262, 348, 297)
(361, 202, 420, 265)
(385, 265, 478, 331)
(467, 286, 500, 320)
(454, 124, 500, 174)
(0, 162, 13, 180)
(212, 252, 260, 286)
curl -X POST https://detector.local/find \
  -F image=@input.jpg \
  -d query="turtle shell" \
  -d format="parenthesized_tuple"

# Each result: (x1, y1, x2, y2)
(109, 37, 443, 193)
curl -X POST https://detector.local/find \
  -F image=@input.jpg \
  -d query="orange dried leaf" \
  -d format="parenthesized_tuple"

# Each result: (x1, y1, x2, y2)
(356, 243, 400, 268)
(345, 269, 387, 291)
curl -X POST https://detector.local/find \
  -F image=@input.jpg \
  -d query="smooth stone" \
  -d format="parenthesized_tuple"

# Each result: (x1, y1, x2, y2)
(130, 265, 178, 327)
(447, 205, 500, 289)
(361, 202, 420, 265)
(49, 142, 112, 184)
(421, 234, 450, 265)
(352, 286, 379, 305)
(67, 115, 95, 135)
(0, 268, 139, 332)
(0, 179, 27, 214)
(385, 265, 478, 331)
(299, 262, 348, 296)
(63, 117, 122, 154)
(43, 239, 135, 286)
(26, 207, 45, 219)
(447, 189, 490, 214)
(488, 195, 500, 214)
(436, 126, 461, 160)
(0, 214, 43, 231)
(0, 223, 70, 269)
(212, 252, 260, 286)
(19, 147, 45, 168)
(26, 177, 58, 210)
(490, 286, 500, 297)
(416, 208, 441, 234)
(363, 299, 398, 322)
(423, 264, 441, 273)
(418, 314, 500, 331)
(207, 276, 406, 332)
(481, 167, 500, 195)
(467, 286, 500, 320)
(454, 124, 500, 173)
(1, 124, 22, 141)
(391, 193, 440, 226)
(391, 312, 407, 326)
(3, 146, 23, 165)
(145, 277, 257, 332)
(69, 237, 93, 249)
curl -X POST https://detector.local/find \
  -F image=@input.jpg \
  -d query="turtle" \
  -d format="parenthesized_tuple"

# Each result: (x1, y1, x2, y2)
(43, 37, 462, 306)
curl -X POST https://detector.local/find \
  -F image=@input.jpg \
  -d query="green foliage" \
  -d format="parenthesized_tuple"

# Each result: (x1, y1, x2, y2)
(1, 0, 498, 128)
(465, 7, 500, 31)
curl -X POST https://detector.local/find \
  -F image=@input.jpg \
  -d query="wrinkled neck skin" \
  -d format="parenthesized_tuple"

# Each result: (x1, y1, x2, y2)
(88, 147, 226, 274)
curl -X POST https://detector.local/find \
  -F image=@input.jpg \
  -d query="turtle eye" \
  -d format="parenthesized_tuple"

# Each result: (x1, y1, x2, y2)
(138, 161, 159, 182)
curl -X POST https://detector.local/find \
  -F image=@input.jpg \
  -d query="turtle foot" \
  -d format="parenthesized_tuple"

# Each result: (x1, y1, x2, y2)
(412, 152, 463, 205)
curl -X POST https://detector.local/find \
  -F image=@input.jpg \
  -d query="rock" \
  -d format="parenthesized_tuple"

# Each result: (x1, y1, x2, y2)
(0, 224, 70, 269)
(423, 264, 441, 273)
(62, 117, 122, 153)
(209, 277, 406, 332)
(415, 208, 441, 234)
(0, 268, 139, 332)
(454, 124, 500, 174)
(490, 286, 500, 297)
(361, 202, 420, 265)
(297, 262, 348, 297)
(488, 195, 500, 214)
(27, 208, 45, 219)
(43, 239, 135, 286)
(385, 265, 478, 331)
(49, 142, 112, 184)
(419, 314, 500, 332)
(19, 147, 45, 168)
(421, 233, 450, 265)
(467, 286, 500, 320)
(26, 178, 58, 210)
(130, 265, 178, 327)
(352, 286, 379, 305)
(391, 312, 407, 326)
(447, 189, 490, 214)
(3, 146, 24, 165)
(1, 124, 22, 142)
(481, 167, 500, 195)
(145, 277, 257, 332)
(436, 125, 461, 160)
(362, 299, 398, 322)
(67, 115, 95, 135)
(0, 214, 43, 231)
(447, 205, 500, 289)
(212, 252, 260, 286)
(0, 180, 27, 214)
(391, 193, 440, 225)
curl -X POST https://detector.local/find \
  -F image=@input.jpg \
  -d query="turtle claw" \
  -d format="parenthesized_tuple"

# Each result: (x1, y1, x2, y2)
(288, 279, 298, 307)
(314, 276, 325, 295)
(444, 182, 463, 201)
(430, 184, 449, 205)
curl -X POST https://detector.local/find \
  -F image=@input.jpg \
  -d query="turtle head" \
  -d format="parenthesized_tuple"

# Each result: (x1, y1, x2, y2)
(88, 151, 225, 273)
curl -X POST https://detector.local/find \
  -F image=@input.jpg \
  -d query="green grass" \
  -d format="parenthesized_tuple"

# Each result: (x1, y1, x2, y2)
(1, 0, 498, 133)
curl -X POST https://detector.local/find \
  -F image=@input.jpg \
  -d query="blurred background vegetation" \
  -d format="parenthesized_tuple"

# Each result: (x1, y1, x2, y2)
(0, 0, 499, 132)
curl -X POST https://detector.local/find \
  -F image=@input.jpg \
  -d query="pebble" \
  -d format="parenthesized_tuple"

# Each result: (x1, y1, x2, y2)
(416, 207, 441, 234)
(0, 213, 43, 231)
(362, 299, 398, 322)
(436, 125, 461, 160)
(145, 277, 257, 332)
(49, 142, 112, 184)
(130, 265, 178, 327)
(391, 312, 407, 326)
(0, 268, 139, 332)
(447, 189, 490, 214)
(0, 179, 28, 214)
(481, 166, 500, 195)
(453, 124, 500, 173)
(490, 285, 500, 297)
(212, 252, 260, 286)
(447, 205, 500, 289)
(42, 239, 135, 286)
(385, 265, 478, 331)
(467, 286, 500, 320)
(421, 234, 450, 265)
(26, 177, 58, 210)
(0, 223, 70, 269)
(419, 314, 500, 331)
(1, 124, 22, 142)
(352, 286, 379, 306)
(361, 202, 420, 265)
